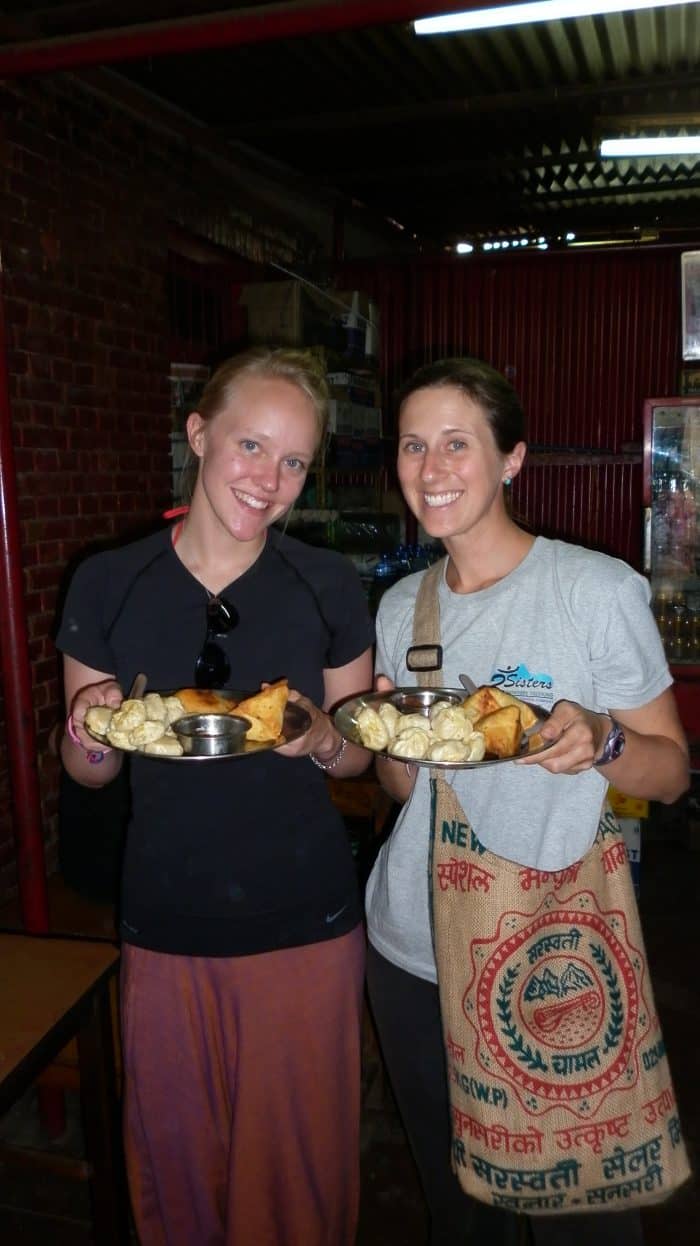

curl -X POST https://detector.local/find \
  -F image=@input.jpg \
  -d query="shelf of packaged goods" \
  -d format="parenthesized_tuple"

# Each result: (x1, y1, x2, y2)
(608, 786, 649, 820)
(309, 466, 388, 510)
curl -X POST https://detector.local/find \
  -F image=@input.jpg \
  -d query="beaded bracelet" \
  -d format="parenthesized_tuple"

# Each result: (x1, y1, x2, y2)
(66, 712, 112, 765)
(309, 735, 348, 772)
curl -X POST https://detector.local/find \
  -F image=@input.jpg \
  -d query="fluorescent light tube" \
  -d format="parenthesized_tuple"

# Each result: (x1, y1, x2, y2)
(415, 0, 690, 36)
(600, 135, 700, 156)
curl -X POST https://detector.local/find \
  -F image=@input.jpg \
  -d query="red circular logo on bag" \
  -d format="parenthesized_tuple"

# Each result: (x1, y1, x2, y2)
(470, 906, 640, 1105)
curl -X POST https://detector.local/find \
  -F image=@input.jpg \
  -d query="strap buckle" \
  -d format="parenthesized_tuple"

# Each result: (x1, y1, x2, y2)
(406, 644, 443, 672)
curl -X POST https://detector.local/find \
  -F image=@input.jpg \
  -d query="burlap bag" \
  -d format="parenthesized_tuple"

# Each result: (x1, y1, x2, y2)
(430, 778, 690, 1214)
(411, 560, 691, 1215)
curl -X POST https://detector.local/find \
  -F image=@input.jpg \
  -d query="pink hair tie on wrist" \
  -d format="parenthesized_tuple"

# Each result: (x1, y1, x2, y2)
(66, 712, 112, 765)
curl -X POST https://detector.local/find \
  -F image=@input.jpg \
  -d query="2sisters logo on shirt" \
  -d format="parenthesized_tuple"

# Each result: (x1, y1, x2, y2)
(490, 663, 553, 708)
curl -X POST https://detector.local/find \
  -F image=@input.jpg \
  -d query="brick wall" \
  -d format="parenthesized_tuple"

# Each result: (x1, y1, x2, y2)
(0, 72, 314, 906)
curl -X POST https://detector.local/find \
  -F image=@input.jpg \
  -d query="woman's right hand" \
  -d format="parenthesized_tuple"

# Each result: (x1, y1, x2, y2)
(69, 679, 123, 751)
(374, 673, 419, 800)
(375, 673, 396, 697)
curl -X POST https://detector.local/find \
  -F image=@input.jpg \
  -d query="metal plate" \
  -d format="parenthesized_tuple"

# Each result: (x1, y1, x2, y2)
(85, 689, 311, 762)
(334, 687, 553, 770)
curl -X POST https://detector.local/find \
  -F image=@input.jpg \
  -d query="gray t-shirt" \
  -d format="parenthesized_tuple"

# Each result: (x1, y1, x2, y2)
(365, 537, 671, 984)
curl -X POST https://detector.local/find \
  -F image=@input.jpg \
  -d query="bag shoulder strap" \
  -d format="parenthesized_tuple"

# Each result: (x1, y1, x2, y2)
(411, 557, 447, 689)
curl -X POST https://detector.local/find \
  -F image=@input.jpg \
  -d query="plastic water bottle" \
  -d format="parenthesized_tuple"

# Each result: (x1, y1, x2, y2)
(395, 544, 412, 577)
(411, 544, 430, 571)
(371, 552, 399, 613)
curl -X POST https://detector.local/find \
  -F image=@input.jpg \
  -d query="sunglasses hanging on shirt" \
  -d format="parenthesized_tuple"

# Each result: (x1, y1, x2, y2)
(194, 593, 239, 689)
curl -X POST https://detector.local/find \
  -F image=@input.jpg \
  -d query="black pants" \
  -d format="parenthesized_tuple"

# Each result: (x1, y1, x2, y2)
(366, 943, 644, 1246)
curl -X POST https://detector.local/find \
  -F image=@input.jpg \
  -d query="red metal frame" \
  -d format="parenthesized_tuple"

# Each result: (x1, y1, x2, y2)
(0, 0, 485, 930)
(0, 1, 488, 77)
(0, 266, 49, 932)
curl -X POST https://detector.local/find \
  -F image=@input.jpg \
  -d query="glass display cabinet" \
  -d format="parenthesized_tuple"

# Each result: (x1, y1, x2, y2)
(643, 398, 700, 667)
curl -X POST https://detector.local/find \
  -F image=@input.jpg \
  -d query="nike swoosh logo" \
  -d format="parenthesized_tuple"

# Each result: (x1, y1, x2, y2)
(325, 903, 348, 924)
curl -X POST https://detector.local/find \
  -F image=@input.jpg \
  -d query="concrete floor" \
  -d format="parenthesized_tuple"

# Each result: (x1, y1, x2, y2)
(0, 801, 698, 1245)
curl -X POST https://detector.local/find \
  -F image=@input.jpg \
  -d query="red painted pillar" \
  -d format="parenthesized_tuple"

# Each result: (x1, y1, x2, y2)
(0, 261, 49, 932)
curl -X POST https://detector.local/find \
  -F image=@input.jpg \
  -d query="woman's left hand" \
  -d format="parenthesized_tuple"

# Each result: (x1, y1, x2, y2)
(274, 689, 333, 758)
(515, 699, 608, 774)
(274, 649, 374, 777)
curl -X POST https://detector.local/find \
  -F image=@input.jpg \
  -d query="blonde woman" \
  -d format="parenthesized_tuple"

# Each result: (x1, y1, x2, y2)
(57, 347, 373, 1246)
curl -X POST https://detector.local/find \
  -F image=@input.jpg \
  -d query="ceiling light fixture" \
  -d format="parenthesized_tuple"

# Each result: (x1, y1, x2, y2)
(415, 0, 689, 36)
(478, 234, 551, 250)
(568, 230, 660, 247)
(455, 241, 474, 253)
(600, 135, 700, 156)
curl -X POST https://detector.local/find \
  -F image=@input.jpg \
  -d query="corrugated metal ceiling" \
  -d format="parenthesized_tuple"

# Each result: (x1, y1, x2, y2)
(2, 1, 700, 251)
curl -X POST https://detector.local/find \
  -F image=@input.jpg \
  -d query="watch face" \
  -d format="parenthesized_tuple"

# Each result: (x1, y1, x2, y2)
(605, 723, 625, 763)
(607, 722, 622, 757)
(596, 719, 625, 766)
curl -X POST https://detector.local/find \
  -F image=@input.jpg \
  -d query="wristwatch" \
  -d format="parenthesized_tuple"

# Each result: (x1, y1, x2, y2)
(594, 716, 626, 767)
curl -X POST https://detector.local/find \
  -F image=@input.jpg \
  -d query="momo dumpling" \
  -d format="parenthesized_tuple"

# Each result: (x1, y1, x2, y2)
(428, 738, 469, 763)
(465, 731, 487, 762)
(105, 726, 138, 751)
(430, 705, 471, 741)
(84, 705, 113, 737)
(130, 720, 168, 747)
(377, 701, 401, 737)
(111, 698, 146, 732)
(144, 734, 184, 756)
(389, 729, 429, 760)
(143, 693, 167, 723)
(429, 698, 460, 720)
(463, 703, 482, 723)
(394, 713, 432, 736)
(163, 695, 186, 725)
(357, 706, 390, 751)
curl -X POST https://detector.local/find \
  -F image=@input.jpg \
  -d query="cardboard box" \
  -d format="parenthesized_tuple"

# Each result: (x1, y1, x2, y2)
(362, 406, 383, 437)
(239, 280, 343, 349)
(169, 431, 188, 504)
(239, 280, 305, 346)
(327, 399, 355, 436)
(330, 383, 380, 406)
(619, 817, 641, 896)
(327, 400, 382, 438)
(328, 371, 380, 404)
(327, 371, 365, 387)
(352, 405, 383, 438)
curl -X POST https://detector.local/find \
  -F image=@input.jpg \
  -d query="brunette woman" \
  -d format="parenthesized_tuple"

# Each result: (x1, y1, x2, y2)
(365, 357, 688, 1246)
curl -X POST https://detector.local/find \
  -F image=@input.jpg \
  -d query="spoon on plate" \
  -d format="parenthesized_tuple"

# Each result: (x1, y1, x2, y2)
(127, 672, 148, 701)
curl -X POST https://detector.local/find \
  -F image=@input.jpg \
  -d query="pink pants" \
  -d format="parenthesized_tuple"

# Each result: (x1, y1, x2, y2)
(121, 926, 365, 1246)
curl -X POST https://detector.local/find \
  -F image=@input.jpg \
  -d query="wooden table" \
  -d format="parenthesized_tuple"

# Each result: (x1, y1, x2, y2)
(0, 933, 129, 1244)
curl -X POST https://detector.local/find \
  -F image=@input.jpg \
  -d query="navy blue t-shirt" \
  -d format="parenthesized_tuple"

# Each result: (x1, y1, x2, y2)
(56, 526, 374, 956)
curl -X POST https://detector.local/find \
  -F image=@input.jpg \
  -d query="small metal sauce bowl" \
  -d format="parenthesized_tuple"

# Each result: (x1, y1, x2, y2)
(388, 689, 462, 715)
(173, 713, 248, 757)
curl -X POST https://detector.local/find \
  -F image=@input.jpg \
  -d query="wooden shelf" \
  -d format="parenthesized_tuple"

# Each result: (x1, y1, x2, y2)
(526, 451, 642, 467)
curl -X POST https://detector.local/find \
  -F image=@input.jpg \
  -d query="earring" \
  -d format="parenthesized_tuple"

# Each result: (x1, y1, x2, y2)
(503, 476, 512, 486)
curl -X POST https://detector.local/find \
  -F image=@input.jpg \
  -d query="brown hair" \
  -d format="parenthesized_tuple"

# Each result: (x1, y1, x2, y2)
(179, 346, 329, 504)
(397, 357, 526, 453)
